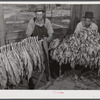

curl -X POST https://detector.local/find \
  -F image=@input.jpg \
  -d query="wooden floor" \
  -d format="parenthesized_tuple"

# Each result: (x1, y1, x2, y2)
(16, 72, 52, 90)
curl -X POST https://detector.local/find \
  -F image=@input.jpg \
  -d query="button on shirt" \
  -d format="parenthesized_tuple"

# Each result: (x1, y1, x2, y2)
(74, 21, 98, 34)
(26, 18, 54, 37)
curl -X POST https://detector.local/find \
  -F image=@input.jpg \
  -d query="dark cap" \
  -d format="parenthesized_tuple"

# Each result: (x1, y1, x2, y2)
(34, 5, 45, 12)
(83, 11, 94, 19)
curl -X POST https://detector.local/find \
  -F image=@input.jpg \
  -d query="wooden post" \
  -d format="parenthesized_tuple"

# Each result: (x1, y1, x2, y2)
(51, 5, 53, 23)
(0, 5, 5, 46)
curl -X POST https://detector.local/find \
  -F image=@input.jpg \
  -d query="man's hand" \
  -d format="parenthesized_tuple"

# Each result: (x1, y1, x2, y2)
(47, 34, 53, 43)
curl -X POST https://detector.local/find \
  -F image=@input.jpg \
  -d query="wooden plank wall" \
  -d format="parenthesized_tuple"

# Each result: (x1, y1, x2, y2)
(5, 5, 100, 45)
(0, 5, 6, 46)
(6, 31, 27, 44)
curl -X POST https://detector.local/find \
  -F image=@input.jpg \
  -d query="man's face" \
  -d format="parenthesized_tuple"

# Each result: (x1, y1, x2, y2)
(84, 18, 92, 27)
(35, 11, 44, 21)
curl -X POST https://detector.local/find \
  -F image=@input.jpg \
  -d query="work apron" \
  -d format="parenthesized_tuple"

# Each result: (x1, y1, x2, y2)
(31, 21, 51, 81)
(31, 21, 48, 40)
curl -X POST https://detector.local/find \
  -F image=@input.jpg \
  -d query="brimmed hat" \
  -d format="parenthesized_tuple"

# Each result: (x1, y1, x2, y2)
(83, 11, 94, 19)
(34, 5, 45, 12)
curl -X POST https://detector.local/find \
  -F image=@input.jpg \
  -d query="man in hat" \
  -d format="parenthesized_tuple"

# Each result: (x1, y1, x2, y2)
(26, 5, 54, 88)
(74, 11, 98, 34)
(74, 12, 98, 80)
(26, 5, 54, 42)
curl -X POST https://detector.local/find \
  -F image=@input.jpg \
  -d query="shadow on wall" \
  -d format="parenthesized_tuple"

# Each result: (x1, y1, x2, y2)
(15, 30, 27, 43)
(97, 20, 100, 33)
(73, 16, 80, 32)
(63, 16, 81, 36)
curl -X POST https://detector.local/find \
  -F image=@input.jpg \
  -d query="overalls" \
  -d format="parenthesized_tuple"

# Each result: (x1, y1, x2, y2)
(31, 18, 51, 82)
(31, 18, 48, 40)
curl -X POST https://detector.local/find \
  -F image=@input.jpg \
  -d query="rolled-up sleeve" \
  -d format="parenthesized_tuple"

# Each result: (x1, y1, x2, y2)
(26, 19, 34, 36)
(96, 26, 98, 32)
(93, 23, 98, 32)
(45, 19, 54, 36)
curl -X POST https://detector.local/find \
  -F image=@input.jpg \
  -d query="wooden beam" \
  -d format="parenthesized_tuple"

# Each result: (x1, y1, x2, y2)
(0, 5, 5, 46)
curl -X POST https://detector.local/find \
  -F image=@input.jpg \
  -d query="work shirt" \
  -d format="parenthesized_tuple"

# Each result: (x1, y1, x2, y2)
(74, 21, 98, 34)
(26, 18, 54, 37)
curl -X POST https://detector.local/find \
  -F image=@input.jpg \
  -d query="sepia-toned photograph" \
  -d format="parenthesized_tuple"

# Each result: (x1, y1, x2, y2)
(0, 3, 100, 90)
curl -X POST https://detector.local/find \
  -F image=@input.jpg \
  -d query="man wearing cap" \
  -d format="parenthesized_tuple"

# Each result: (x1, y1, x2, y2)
(26, 5, 54, 42)
(26, 5, 54, 88)
(74, 11, 98, 34)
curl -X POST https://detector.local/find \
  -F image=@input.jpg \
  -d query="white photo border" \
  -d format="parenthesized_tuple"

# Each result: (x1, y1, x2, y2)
(0, 1, 100, 99)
